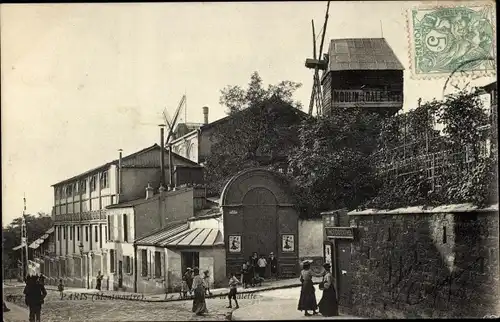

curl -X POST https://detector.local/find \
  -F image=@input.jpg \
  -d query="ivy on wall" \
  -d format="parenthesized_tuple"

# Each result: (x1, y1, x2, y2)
(365, 88, 497, 210)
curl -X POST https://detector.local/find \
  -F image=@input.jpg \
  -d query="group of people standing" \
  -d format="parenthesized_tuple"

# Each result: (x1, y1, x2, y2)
(182, 267, 242, 316)
(241, 252, 278, 288)
(298, 261, 338, 317)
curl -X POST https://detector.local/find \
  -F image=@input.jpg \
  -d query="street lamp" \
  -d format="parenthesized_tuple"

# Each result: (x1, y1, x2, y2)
(78, 243, 90, 289)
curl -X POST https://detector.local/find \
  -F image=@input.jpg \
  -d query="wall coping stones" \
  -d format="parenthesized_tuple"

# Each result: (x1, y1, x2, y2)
(347, 203, 499, 216)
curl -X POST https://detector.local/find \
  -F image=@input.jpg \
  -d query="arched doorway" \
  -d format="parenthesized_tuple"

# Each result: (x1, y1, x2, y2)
(221, 168, 299, 278)
(242, 187, 278, 259)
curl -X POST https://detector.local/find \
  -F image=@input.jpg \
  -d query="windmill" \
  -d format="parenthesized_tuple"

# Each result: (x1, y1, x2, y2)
(305, 1, 331, 116)
(161, 95, 186, 188)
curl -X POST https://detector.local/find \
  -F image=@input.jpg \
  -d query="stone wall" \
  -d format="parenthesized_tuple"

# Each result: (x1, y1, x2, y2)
(345, 208, 499, 318)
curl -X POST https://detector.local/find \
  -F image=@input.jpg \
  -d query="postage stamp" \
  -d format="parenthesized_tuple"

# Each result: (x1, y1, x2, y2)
(407, 3, 496, 79)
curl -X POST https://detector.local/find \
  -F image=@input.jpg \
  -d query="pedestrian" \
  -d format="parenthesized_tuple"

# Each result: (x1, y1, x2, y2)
(257, 254, 267, 280)
(191, 267, 208, 316)
(241, 262, 250, 288)
(24, 275, 47, 322)
(203, 270, 213, 296)
(183, 268, 194, 296)
(227, 272, 240, 309)
(96, 271, 103, 291)
(57, 279, 64, 298)
(318, 263, 338, 316)
(297, 260, 318, 316)
(247, 256, 256, 287)
(3, 280, 10, 312)
(268, 252, 278, 280)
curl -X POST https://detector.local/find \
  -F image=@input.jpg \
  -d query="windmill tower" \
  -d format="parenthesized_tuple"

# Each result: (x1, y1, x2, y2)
(305, 1, 331, 116)
(161, 95, 186, 189)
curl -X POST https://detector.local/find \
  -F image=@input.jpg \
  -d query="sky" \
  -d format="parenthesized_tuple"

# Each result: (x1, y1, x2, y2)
(1, 1, 496, 227)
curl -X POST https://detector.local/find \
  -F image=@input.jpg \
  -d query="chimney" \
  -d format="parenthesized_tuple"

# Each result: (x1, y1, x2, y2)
(117, 149, 123, 203)
(202, 106, 209, 124)
(145, 183, 154, 200)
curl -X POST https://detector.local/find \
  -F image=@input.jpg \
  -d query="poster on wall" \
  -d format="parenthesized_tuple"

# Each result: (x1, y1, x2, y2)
(324, 244, 332, 265)
(282, 234, 294, 252)
(228, 235, 241, 253)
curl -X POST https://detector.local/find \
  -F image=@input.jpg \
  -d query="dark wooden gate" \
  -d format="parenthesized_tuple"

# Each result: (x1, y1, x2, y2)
(242, 187, 278, 260)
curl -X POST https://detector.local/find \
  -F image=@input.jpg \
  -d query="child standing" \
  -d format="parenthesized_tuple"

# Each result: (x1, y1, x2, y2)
(227, 272, 240, 309)
(57, 279, 64, 298)
(203, 270, 213, 296)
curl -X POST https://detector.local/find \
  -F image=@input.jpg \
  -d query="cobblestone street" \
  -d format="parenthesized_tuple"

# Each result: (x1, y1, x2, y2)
(4, 287, 262, 321)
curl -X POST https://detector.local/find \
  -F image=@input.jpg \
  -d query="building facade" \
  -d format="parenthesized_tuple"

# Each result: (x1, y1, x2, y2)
(105, 184, 211, 292)
(49, 144, 201, 288)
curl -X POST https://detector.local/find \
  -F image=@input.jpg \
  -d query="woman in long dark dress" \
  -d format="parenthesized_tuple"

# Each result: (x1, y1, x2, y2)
(318, 263, 339, 316)
(191, 268, 208, 316)
(297, 261, 318, 316)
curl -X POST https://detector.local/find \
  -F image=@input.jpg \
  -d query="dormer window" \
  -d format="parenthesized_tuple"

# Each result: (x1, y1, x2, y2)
(90, 175, 97, 192)
(66, 184, 73, 196)
(80, 180, 87, 193)
(100, 171, 109, 189)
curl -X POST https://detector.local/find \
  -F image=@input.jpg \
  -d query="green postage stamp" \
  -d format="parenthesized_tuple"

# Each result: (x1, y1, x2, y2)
(407, 3, 496, 78)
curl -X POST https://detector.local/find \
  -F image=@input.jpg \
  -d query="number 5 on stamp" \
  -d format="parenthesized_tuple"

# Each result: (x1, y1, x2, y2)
(407, 3, 496, 78)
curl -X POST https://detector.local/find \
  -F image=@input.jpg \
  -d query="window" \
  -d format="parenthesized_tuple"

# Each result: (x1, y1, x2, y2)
(154, 251, 162, 278)
(66, 185, 73, 196)
(95, 226, 98, 243)
(141, 250, 148, 277)
(125, 256, 132, 274)
(80, 180, 87, 193)
(90, 175, 97, 192)
(123, 214, 128, 242)
(110, 250, 115, 273)
(99, 224, 103, 249)
(107, 215, 112, 241)
(63, 226, 67, 239)
(69, 226, 72, 240)
(105, 225, 108, 242)
(85, 226, 89, 242)
(100, 171, 109, 189)
(77, 226, 80, 241)
(57, 226, 61, 241)
(443, 226, 447, 244)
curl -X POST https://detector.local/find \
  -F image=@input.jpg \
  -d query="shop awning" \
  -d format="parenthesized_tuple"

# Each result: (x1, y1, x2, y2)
(160, 228, 223, 247)
(135, 221, 223, 248)
(29, 227, 55, 249)
(135, 221, 190, 246)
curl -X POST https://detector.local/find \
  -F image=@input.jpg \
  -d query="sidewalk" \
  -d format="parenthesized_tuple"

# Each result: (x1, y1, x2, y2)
(4, 277, 323, 303)
(3, 301, 29, 322)
(231, 299, 364, 320)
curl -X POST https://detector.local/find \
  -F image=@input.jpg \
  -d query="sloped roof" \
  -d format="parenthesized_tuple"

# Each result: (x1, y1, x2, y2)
(52, 144, 200, 186)
(106, 186, 193, 209)
(135, 221, 224, 247)
(327, 38, 404, 71)
(170, 101, 310, 144)
(135, 221, 189, 245)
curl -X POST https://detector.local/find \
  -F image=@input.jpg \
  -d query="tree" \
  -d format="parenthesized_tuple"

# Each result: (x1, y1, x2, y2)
(2, 212, 53, 270)
(205, 72, 306, 195)
(289, 108, 384, 216)
(219, 71, 303, 114)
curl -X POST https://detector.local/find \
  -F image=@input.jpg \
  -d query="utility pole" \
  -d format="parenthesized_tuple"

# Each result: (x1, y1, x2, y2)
(22, 194, 28, 279)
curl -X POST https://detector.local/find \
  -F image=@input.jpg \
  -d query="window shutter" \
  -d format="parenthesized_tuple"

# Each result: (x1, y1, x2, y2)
(160, 252, 165, 279)
(117, 215, 123, 241)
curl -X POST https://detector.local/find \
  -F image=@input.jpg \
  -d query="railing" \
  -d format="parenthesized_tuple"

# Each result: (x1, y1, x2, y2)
(54, 210, 106, 222)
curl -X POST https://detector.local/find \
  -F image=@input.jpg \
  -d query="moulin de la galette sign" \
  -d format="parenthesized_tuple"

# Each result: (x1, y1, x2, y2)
(333, 89, 403, 108)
